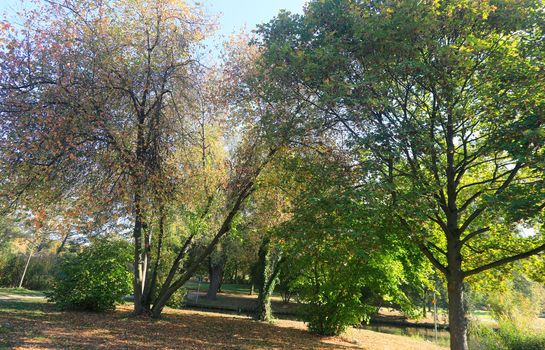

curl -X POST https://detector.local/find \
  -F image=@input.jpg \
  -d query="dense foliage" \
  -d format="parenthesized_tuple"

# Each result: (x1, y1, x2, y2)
(274, 152, 428, 335)
(255, 0, 545, 347)
(47, 240, 132, 311)
(1, 1, 544, 349)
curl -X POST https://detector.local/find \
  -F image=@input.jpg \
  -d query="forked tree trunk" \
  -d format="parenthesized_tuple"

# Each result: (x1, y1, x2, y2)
(148, 149, 277, 319)
(132, 194, 148, 315)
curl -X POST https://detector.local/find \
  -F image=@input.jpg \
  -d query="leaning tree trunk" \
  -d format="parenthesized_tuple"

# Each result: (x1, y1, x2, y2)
(206, 258, 224, 300)
(18, 250, 33, 288)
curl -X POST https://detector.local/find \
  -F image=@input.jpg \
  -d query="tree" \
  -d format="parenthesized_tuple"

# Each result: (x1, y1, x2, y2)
(206, 247, 227, 300)
(0, 0, 283, 318)
(256, 0, 545, 348)
(0, 0, 211, 314)
(275, 149, 424, 335)
(254, 233, 283, 321)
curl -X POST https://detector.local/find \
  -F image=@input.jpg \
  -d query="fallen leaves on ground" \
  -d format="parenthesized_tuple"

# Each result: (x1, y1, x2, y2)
(1, 300, 446, 349)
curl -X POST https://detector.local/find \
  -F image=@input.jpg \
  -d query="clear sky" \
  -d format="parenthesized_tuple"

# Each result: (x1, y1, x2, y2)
(203, 0, 306, 36)
(0, 0, 307, 59)
(201, 0, 307, 60)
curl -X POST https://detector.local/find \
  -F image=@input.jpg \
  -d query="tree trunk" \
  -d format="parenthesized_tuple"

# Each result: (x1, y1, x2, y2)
(55, 233, 70, 255)
(18, 250, 33, 288)
(254, 236, 282, 322)
(132, 104, 149, 315)
(206, 258, 224, 300)
(447, 274, 468, 350)
(147, 212, 165, 307)
(149, 161, 271, 318)
(256, 271, 280, 322)
(422, 303, 427, 318)
(422, 290, 427, 318)
(132, 198, 146, 315)
(141, 223, 153, 310)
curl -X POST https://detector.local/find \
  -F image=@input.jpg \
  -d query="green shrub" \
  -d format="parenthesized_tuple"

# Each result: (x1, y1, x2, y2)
(47, 239, 132, 312)
(165, 287, 187, 309)
(469, 321, 545, 350)
(301, 284, 375, 336)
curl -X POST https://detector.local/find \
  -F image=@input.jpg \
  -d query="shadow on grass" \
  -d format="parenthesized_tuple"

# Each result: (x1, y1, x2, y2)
(0, 299, 356, 349)
(0, 287, 46, 297)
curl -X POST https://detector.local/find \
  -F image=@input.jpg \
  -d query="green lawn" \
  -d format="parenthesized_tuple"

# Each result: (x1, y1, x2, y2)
(0, 287, 46, 297)
(183, 281, 254, 294)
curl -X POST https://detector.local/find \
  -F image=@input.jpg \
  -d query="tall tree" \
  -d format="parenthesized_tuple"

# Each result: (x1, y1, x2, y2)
(2, 4, 292, 318)
(256, 1, 545, 348)
(0, 0, 211, 314)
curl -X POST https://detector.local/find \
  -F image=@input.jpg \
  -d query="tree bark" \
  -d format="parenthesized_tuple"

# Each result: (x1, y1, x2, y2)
(132, 206, 145, 315)
(141, 223, 153, 310)
(447, 274, 468, 350)
(132, 109, 148, 315)
(147, 211, 165, 307)
(206, 258, 224, 300)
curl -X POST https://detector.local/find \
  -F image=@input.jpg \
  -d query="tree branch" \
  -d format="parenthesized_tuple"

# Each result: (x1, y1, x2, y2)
(463, 243, 545, 277)
(419, 242, 448, 275)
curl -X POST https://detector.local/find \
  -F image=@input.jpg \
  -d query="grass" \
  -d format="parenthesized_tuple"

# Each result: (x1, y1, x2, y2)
(0, 287, 46, 297)
(183, 281, 254, 294)
(183, 281, 283, 296)
(0, 289, 447, 350)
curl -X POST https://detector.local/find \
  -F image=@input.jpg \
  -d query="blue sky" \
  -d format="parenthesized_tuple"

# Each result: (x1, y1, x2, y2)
(0, 0, 307, 59)
(201, 0, 307, 59)
(203, 0, 306, 36)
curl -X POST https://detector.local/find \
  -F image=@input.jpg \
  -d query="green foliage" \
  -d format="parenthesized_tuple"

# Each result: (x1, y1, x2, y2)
(487, 273, 545, 324)
(47, 239, 132, 312)
(297, 264, 378, 336)
(470, 321, 545, 350)
(0, 253, 57, 290)
(165, 288, 187, 309)
(468, 270, 545, 324)
(275, 152, 425, 335)
(469, 271, 545, 350)
(256, 1, 545, 345)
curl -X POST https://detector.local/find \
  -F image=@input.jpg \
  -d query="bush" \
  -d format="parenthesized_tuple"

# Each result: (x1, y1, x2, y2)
(165, 287, 187, 309)
(469, 321, 545, 350)
(47, 239, 132, 312)
(301, 283, 375, 336)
